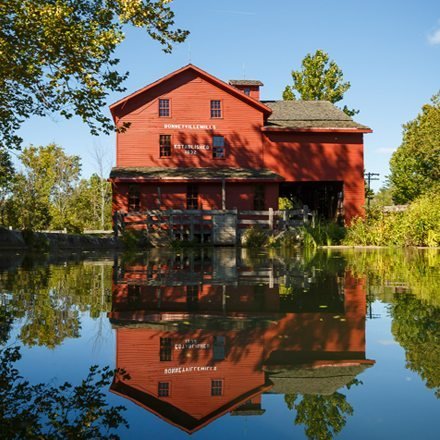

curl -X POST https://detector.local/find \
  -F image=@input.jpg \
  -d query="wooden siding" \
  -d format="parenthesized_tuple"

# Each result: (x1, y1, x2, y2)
(263, 132, 366, 221)
(112, 182, 279, 212)
(113, 69, 265, 169)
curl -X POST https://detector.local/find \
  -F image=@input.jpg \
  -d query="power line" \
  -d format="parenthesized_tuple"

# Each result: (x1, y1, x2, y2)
(364, 172, 380, 207)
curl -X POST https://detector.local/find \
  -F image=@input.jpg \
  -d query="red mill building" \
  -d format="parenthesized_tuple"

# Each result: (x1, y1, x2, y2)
(109, 64, 371, 223)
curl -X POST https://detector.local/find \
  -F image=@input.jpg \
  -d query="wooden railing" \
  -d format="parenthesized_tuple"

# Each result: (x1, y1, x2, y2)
(113, 206, 315, 243)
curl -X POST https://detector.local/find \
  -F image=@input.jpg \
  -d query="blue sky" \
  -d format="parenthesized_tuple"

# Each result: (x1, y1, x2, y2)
(16, 0, 440, 190)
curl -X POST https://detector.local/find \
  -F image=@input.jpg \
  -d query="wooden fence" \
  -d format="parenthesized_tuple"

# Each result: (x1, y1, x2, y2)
(113, 206, 315, 244)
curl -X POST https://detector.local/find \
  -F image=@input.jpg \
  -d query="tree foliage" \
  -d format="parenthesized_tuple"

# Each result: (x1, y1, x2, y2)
(0, 346, 128, 439)
(0, 259, 113, 348)
(0, 149, 15, 222)
(283, 49, 358, 116)
(285, 388, 355, 440)
(2, 143, 112, 232)
(0, 0, 188, 150)
(4, 144, 81, 230)
(389, 92, 440, 204)
(345, 184, 440, 247)
(391, 293, 440, 398)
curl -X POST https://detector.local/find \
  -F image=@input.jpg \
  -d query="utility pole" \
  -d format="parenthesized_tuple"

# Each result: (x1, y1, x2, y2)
(364, 172, 380, 207)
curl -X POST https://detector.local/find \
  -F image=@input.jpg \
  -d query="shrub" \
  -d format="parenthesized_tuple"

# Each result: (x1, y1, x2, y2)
(241, 226, 269, 248)
(302, 221, 346, 248)
(344, 186, 440, 247)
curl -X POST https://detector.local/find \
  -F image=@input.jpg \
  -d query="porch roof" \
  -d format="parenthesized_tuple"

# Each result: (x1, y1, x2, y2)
(110, 167, 284, 182)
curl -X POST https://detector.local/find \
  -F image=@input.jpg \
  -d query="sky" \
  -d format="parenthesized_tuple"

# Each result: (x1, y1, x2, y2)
(16, 0, 440, 191)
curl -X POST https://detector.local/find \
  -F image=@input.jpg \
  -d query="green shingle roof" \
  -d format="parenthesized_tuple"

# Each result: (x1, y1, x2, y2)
(110, 167, 283, 180)
(262, 100, 371, 130)
(229, 79, 264, 86)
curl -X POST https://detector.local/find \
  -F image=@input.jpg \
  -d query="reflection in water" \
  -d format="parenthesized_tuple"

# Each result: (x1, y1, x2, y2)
(0, 256, 112, 348)
(0, 346, 127, 439)
(1, 249, 439, 438)
(109, 249, 374, 435)
(346, 249, 440, 398)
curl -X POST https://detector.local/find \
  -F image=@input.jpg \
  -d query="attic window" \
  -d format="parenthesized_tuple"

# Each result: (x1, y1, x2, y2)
(244, 87, 250, 96)
(210, 100, 222, 118)
(159, 99, 170, 117)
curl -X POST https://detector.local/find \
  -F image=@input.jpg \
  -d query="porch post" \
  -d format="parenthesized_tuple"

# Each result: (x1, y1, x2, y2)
(221, 179, 226, 210)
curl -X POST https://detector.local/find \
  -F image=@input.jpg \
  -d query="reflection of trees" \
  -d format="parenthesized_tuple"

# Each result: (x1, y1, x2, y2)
(391, 293, 440, 398)
(0, 261, 112, 348)
(0, 346, 128, 439)
(345, 249, 440, 307)
(285, 381, 359, 440)
(344, 248, 440, 398)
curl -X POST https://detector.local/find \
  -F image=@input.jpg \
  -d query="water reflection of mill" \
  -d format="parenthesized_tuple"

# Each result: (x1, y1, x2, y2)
(109, 248, 374, 434)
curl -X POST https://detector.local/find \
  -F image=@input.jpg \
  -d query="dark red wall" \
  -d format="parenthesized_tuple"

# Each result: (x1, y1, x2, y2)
(263, 132, 365, 221)
(112, 182, 279, 212)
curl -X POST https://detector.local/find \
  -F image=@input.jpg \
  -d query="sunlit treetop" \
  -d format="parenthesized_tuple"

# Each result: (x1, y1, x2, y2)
(0, 0, 189, 150)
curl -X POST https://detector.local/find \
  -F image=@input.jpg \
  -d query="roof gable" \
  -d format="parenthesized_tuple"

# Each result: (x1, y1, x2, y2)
(110, 64, 272, 118)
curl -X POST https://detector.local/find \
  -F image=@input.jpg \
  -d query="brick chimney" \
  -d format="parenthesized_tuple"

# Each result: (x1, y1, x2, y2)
(229, 80, 263, 100)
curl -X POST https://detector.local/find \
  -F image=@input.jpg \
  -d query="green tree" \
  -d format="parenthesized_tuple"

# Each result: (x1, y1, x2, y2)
(285, 390, 354, 440)
(0, 259, 113, 348)
(71, 174, 112, 231)
(389, 92, 440, 204)
(0, 0, 188, 150)
(372, 184, 394, 207)
(0, 149, 15, 223)
(0, 346, 128, 439)
(7, 144, 82, 231)
(391, 293, 440, 398)
(283, 49, 358, 116)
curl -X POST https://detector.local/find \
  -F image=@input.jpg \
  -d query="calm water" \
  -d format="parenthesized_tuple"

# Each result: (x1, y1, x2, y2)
(0, 248, 439, 439)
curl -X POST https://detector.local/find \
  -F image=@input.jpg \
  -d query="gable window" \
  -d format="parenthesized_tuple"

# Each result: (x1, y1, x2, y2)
(160, 337, 172, 361)
(159, 98, 170, 117)
(186, 184, 199, 209)
(159, 134, 171, 157)
(213, 136, 225, 159)
(210, 100, 222, 118)
(211, 379, 223, 396)
(253, 185, 265, 210)
(244, 87, 250, 96)
(128, 186, 140, 212)
(158, 382, 170, 397)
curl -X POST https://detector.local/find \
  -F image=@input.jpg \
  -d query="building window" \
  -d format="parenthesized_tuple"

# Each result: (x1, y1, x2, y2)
(128, 284, 141, 302)
(128, 186, 140, 212)
(187, 285, 199, 311)
(212, 136, 225, 159)
(210, 100, 222, 118)
(244, 87, 250, 96)
(160, 337, 172, 361)
(186, 184, 199, 209)
(211, 379, 223, 396)
(158, 382, 170, 397)
(159, 98, 170, 117)
(160, 134, 171, 157)
(253, 185, 265, 210)
(213, 335, 226, 361)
